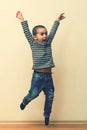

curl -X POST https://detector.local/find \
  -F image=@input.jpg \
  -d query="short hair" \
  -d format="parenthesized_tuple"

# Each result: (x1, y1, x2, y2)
(32, 25, 46, 36)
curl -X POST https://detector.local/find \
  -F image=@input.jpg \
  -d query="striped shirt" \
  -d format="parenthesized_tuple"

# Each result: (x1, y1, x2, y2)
(21, 21, 60, 70)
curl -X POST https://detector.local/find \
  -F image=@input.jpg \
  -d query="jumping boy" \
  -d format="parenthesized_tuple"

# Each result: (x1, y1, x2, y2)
(16, 11, 65, 125)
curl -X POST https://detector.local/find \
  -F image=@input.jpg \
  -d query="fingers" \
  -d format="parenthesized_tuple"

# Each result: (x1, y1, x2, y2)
(16, 11, 21, 18)
(59, 13, 65, 20)
(60, 13, 65, 16)
(60, 13, 65, 18)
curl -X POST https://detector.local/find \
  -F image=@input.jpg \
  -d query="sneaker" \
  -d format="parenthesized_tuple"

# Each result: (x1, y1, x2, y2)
(20, 102, 26, 110)
(45, 117, 49, 126)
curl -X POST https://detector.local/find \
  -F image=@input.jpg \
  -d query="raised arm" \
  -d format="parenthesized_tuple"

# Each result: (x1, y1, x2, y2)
(16, 11, 34, 46)
(47, 13, 65, 44)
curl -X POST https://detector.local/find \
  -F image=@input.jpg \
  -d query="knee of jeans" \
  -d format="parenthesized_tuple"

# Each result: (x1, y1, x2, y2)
(29, 88, 39, 99)
(47, 89, 54, 101)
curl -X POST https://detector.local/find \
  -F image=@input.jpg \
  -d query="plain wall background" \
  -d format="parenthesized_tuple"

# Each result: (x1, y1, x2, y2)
(0, 0, 87, 121)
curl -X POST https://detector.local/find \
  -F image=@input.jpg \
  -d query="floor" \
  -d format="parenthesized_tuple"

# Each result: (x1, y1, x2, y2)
(0, 124, 87, 130)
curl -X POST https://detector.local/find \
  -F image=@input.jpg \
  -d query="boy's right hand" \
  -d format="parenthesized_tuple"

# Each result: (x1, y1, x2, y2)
(16, 11, 24, 22)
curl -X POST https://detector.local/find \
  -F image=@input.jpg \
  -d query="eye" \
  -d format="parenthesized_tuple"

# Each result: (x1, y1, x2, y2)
(40, 32, 47, 36)
(40, 33, 44, 36)
(45, 32, 47, 35)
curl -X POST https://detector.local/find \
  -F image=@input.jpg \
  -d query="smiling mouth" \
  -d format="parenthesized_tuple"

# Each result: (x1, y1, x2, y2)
(43, 39, 47, 42)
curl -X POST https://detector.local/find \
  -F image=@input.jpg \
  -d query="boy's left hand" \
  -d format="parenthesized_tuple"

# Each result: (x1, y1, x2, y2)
(56, 13, 65, 21)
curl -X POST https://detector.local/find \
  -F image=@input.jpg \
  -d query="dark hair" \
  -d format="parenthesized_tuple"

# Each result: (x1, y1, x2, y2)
(32, 25, 47, 36)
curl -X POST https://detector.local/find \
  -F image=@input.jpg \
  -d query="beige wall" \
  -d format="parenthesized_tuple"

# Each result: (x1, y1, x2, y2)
(0, 0, 87, 121)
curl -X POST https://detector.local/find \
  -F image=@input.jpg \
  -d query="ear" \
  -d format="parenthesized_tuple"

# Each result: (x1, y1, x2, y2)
(33, 35, 37, 40)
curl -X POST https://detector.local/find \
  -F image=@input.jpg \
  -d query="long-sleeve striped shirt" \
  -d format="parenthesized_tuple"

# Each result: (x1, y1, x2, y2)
(21, 21, 60, 70)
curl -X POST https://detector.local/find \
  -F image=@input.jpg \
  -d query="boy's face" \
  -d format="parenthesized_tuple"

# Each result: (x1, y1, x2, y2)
(33, 28, 48, 43)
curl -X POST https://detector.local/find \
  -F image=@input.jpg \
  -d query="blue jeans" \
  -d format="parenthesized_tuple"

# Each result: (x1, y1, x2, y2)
(22, 71, 55, 118)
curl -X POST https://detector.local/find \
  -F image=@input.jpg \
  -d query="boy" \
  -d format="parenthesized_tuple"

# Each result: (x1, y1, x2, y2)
(16, 11, 65, 125)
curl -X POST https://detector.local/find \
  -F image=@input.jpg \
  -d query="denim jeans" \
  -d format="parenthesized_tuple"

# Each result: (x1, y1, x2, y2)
(22, 71, 55, 118)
